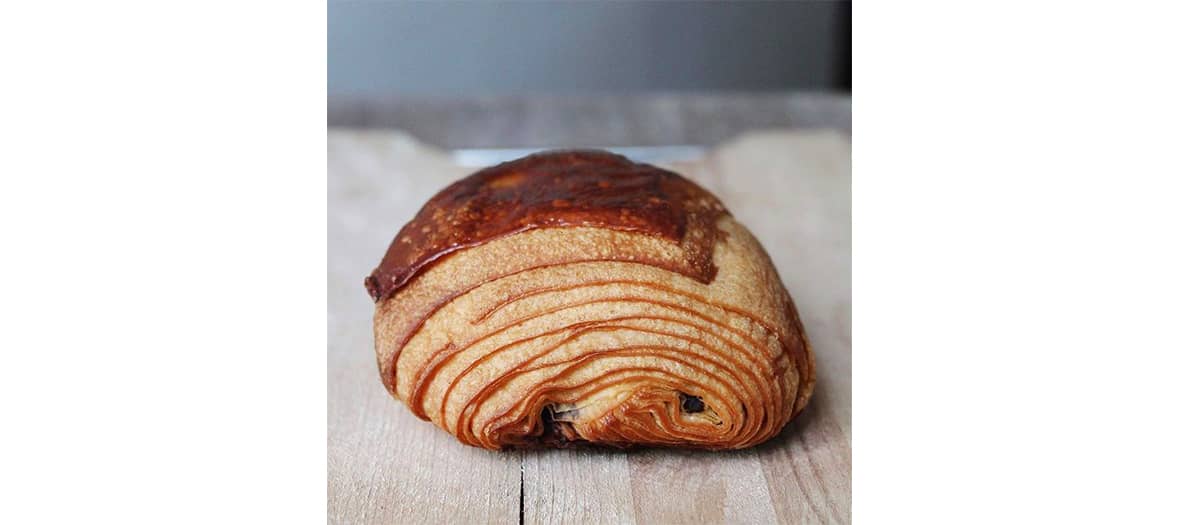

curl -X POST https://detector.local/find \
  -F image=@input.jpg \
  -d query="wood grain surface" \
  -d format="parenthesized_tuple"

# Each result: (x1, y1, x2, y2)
(328, 129, 850, 524)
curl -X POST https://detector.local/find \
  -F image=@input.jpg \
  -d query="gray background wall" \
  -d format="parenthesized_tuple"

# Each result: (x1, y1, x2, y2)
(328, 1, 850, 97)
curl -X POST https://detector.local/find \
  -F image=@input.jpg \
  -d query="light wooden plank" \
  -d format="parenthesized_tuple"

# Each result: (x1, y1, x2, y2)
(706, 132, 852, 524)
(628, 449, 778, 524)
(327, 338, 523, 523)
(756, 400, 851, 524)
(328, 132, 520, 524)
(523, 449, 636, 525)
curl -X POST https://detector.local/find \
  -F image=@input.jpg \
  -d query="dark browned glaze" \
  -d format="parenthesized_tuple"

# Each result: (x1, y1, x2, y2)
(365, 150, 728, 302)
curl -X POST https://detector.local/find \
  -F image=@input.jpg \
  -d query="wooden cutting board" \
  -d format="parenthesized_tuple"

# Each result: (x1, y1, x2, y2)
(328, 129, 850, 524)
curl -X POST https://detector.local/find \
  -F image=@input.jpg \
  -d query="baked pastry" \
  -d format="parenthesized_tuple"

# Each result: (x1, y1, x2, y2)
(365, 150, 814, 450)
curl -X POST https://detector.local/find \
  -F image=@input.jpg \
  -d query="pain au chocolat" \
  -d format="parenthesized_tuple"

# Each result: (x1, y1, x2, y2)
(365, 150, 814, 450)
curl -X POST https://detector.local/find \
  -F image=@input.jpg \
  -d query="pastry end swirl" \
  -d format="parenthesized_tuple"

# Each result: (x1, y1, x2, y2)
(367, 150, 814, 450)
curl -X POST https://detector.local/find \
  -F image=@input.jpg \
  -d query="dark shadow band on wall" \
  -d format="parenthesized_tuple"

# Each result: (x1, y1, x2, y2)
(326, 93, 851, 149)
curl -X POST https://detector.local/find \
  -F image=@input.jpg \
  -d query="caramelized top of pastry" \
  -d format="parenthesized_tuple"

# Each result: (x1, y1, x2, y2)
(365, 150, 729, 301)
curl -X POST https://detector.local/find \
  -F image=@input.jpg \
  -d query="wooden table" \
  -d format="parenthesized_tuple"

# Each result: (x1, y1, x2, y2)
(328, 128, 850, 524)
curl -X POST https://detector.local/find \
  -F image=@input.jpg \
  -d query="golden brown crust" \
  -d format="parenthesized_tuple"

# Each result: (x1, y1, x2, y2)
(366, 151, 814, 450)
(365, 150, 726, 302)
